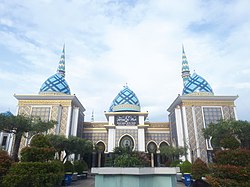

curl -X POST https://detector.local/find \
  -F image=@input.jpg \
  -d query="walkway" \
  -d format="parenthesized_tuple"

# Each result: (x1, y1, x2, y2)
(67, 175, 185, 187)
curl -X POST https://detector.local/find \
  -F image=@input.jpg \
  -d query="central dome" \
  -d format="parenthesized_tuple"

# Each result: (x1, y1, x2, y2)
(39, 73, 71, 95)
(109, 86, 141, 112)
(182, 73, 214, 95)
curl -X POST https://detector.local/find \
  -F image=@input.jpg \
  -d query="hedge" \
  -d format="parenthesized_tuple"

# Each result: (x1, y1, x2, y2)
(20, 147, 55, 162)
(214, 149, 250, 167)
(2, 161, 64, 187)
(0, 150, 13, 177)
(74, 160, 88, 174)
(191, 158, 209, 179)
(177, 160, 192, 173)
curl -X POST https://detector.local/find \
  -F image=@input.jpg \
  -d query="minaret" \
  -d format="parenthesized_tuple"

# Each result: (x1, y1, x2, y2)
(57, 45, 66, 77)
(181, 45, 191, 84)
(91, 110, 94, 122)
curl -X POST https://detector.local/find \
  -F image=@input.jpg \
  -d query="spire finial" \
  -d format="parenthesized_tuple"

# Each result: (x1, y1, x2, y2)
(181, 44, 191, 84)
(91, 110, 94, 122)
(57, 44, 66, 77)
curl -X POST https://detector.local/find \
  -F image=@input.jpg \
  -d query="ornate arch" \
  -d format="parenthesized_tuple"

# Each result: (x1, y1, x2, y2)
(118, 134, 135, 151)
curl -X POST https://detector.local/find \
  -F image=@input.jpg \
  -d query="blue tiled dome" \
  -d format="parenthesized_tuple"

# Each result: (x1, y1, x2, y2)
(1, 111, 13, 116)
(109, 86, 141, 112)
(39, 73, 71, 95)
(182, 73, 213, 95)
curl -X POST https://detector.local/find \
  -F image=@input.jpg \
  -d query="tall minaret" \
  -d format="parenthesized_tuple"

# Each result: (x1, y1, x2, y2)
(181, 45, 191, 84)
(57, 45, 66, 77)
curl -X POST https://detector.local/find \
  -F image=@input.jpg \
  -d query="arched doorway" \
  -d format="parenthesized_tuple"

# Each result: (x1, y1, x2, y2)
(159, 141, 170, 166)
(147, 141, 157, 167)
(95, 141, 105, 167)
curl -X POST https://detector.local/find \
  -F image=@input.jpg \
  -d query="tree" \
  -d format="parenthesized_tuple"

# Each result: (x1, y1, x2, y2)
(203, 119, 250, 149)
(46, 135, 93, 162)
(160, 146, 186, 164)
(0, 114, 56, 161)
(46, 134, 66, 160)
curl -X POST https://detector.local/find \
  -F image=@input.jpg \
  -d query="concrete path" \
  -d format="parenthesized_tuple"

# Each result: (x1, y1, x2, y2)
(67, 175, 185, 187)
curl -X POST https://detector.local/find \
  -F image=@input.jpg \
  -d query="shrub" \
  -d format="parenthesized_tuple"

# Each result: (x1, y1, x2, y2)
(177, 160, 192, 173)
(112, 147, 150, 167)
(210, 164, 249, 181)
(114, 154, 143, 167)
(206, 149, 250, 187)
(220, 136, 240, 149)
(214, 149, 250, 167)
(206, 176, 239, 187)
(191, 158, 209, 179)
(170, 160, 181, 167)
(74, 160, 88, 174)
(64, 161, 74, 173)
(20, 147, 55, 162)
(30, 134, 52, 148)
(2, 161, 64, 187)
(0, 150, 13, 177)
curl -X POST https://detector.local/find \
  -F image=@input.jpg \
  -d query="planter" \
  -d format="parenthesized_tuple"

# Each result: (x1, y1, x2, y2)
(183, 173, 191, 187)
(63, 172, 73, 186)
(92, 167, 180, 187)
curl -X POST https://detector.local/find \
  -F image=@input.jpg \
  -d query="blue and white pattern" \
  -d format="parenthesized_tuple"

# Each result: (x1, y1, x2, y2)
(109, 86, 141, 112)
(182, 73, 213, 95)
(39, 73, 71, 95)
(181, 46, 191, 83)
(57, 45, 65, 77)
(1, 111, 13, 116)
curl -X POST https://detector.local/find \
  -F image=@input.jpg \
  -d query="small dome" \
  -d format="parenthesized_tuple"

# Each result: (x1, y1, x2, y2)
(39, 73, 71, 95)
(182, 73, 213, 95)
(1, 111, 13, 116)
(109, 86, 140, 112)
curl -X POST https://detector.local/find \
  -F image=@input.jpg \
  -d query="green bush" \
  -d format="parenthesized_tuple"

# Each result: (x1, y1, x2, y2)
(112, 147, 150, 167)
(177, 160, 192, 173)
(191, 158, 209, 179)
(207, 164, 250, 187)
(64, 161, 74, 173)
(30, 134, 52, 148)
(170, 160, 181, 167)
(0, 150, 13, 177)
(220, 136, 240, 149)
(206, 149, 250, 187)
(20, 147, 55, 162)
(2, 161, 64, 187)
(214, 149, 250, 167)
(74, 160, 88, 174)
(114, 154, 144, 167)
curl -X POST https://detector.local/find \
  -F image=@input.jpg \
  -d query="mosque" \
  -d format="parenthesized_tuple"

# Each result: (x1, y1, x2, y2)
(0, 46, 238, 166)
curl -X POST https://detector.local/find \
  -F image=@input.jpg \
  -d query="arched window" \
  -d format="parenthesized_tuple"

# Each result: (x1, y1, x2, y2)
(147, 141, 157, 153)
(119, 135, 134, 149)
(96, 141, 105, 153)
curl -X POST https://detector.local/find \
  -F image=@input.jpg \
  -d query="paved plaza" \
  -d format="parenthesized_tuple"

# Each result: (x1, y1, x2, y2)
(67, 175, 185, 187)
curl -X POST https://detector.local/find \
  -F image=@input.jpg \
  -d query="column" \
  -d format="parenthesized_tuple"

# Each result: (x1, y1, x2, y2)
(66, 106, 72, 138)
(107, 126, 116, 152)
(71, 107, 79, 136)
(138, 127, 145, 152)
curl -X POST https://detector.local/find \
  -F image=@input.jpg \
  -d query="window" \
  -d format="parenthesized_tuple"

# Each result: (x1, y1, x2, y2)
(1, 136, 7, 147)
(203, 107, 222, 127)
(203, 107, 223, 150)
(31, 107, 50, 122)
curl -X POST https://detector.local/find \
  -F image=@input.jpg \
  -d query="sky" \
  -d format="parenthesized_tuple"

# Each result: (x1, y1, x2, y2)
(0, 0, 250, 122)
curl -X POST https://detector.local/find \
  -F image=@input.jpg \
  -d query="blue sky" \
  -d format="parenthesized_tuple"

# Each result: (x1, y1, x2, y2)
(0, 0, 250, 122)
